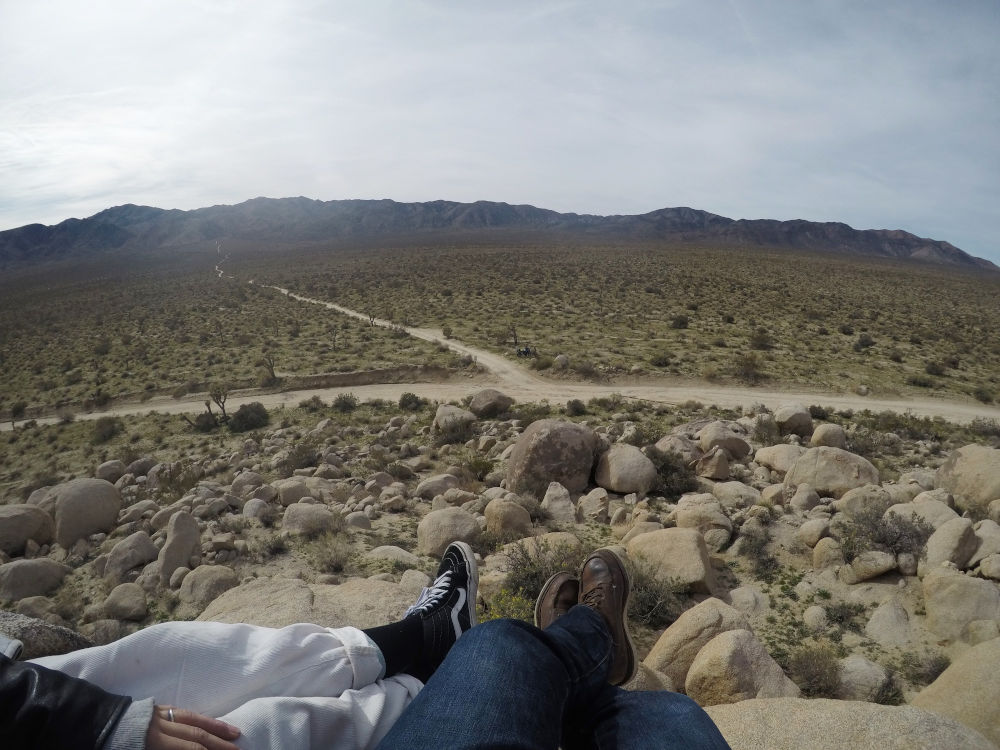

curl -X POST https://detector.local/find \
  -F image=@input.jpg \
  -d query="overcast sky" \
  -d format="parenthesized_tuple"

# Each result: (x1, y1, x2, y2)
(1, 0, 998, 262)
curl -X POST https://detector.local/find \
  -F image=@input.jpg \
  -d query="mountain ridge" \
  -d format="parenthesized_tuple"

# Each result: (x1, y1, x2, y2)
(0, 197, 994, 271)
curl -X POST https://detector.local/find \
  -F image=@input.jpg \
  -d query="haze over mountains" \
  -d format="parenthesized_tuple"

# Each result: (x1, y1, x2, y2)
(0, 197, 994, 271)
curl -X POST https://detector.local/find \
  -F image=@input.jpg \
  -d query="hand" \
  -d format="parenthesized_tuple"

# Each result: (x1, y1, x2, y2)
(146, 705, 241, 750)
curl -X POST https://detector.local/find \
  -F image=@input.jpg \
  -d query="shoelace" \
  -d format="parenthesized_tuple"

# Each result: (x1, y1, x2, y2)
(404, 571, 453, 617)
(581, 587, 605, 607)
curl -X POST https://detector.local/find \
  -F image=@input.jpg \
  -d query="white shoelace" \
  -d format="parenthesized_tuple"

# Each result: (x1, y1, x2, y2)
(404, 571, 453, 617)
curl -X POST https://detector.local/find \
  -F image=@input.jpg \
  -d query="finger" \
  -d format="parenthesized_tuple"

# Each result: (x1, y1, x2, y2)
(158, 719, 242, 750)
(166, 707, 241, 740)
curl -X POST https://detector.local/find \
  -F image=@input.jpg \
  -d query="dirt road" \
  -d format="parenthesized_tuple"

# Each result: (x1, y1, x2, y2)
(6, 283, 998, 432)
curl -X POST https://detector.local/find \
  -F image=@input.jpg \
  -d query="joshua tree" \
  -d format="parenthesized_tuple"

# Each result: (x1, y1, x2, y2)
(209, 383, 230, 421)
(256, 353, 277, 386)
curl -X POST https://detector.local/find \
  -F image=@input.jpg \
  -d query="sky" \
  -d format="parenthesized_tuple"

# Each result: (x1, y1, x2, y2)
(1, 0, 998, 263)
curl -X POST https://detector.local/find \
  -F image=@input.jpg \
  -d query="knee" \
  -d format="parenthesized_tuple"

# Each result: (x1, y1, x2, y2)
(463, 618, 533, 645)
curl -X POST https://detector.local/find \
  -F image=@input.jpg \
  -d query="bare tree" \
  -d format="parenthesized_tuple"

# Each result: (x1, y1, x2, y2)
(256, 353, 277, 386)
(507, 323, 519, 346)
(368, 312, 377, 327)
(209, 384, 230, 421)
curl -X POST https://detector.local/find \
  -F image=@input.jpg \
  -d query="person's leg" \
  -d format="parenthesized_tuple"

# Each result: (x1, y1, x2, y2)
(375, 605, 613, 750)
(564, 684, 732, 750)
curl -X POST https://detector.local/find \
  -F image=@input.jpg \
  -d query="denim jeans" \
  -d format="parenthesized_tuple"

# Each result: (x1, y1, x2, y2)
(375, 605, 732, 750)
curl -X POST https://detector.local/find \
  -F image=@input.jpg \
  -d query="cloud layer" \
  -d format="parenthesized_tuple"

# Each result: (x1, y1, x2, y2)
(2, 0, 998, 261)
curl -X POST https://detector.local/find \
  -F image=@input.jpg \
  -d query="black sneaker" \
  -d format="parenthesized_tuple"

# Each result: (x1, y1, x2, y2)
(405, 541, 479, 676)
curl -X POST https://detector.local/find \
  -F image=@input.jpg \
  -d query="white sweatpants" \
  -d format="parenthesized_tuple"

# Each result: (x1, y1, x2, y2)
(31, 621, 422, 750)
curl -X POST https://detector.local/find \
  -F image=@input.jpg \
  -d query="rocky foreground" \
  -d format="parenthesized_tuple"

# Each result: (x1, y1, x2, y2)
(1, 390, 999, 748)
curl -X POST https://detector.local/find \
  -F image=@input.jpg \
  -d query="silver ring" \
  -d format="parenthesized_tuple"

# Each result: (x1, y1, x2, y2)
(167, 708, 175, 722)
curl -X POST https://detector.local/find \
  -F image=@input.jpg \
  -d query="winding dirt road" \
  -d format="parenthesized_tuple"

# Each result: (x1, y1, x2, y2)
(6, 282, 999, 432)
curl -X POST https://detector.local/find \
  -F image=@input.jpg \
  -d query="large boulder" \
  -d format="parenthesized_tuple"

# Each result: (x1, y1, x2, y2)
(281, 504, 340, 537)
(936, 444, 1000, 514)
(468, 389, 514, 418)
(417, 508, 481, 557)
(784, 447, 879, 499)
(626, 528, 719, 594)
(179, 565, 238, 615)
(0, 610, 92, 659)
(540, 482, 576, 524)
(840, 550, 897, 584)
(837, 654, 890, 701)
(884, 499, 958, 530)
(685, 629, 800, 705)
(415, 474, 461, 500)
(643, 598, 749, 688)
(653, 435, 702, 464)
(674, 495, 732, 551)
(774, 404, 813, 438)
(506, 420, 599, 498)
(711, 481, 760, 510)
(922, 566, 1000, 641)
(50, 478, 121, 548)
(912, 636, 1000, 747)
(484, 498, 532, 539)
(754, 445, 807, 475)
(104, 531, 158, 585)
(198, 576, 416, 628)
(157, 512, 201, 585)
(95, 460, 127, 484)
(272, 478, 311, 506)
(0, 559, 71, 602)
(594, 444, 658, 495)
(864, 597, 912, 648)
(923, 517, 978, 571)
(432, 404, 477, 435)
(696, 422, 751, 460)
(809, 423, 847, 449)
(0, 505, 54, 556)
(705, 697, 997, 750)
(103, 582, 147, 621)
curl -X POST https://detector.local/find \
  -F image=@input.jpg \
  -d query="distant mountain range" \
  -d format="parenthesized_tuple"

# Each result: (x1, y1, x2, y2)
(0, 197, 994, 271)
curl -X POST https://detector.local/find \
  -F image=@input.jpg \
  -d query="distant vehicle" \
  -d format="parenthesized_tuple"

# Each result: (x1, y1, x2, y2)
(515, 345, 537, 358)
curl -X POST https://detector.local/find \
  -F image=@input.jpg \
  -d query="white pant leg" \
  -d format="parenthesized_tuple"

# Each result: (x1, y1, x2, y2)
(31, 621, 422, 750)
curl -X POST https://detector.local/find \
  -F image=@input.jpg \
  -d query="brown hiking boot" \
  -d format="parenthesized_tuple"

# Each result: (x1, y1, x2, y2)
(534, 572, 580, 630)
(578, 549, 636, 686)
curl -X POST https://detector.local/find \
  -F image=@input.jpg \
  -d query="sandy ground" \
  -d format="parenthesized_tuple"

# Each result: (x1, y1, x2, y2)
(4, 282, 998, 432)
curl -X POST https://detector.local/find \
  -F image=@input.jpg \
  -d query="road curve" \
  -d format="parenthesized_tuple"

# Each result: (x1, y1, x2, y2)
(5, 283, 998, 432)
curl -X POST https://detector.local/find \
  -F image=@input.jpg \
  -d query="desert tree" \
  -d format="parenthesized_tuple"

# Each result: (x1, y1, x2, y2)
(209, 383, 230, 421)
(9, 400, 27, 428)
(256, 352, 278, 386)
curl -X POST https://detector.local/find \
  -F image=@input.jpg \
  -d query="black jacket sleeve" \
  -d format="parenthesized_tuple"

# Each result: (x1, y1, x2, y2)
(0, 653, 132, 750)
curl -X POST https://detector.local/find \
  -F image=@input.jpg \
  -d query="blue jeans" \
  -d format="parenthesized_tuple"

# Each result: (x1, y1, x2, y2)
(375, 605, 732, 750)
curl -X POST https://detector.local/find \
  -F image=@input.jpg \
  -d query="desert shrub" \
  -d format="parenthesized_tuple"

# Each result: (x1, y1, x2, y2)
(924, 361, 946, 376)
(573, 360, 598, 377)
(278, 442, 320, 475)
(839, 323, 854, 335)
(733, 352, 766, 384)
(299, 395, 326, 412)
(824, 601, 866, 632)
(157, 461, 202, 500)
(460, 453, 495, 482)
(91, 416, 123, 444)
(808, 405, 830, 420)
(510, 402, 551, 424)
(907, 375, 934, 388)
(970, 416, 1000, 438)
(749, 327, 775, 350)
(972, 387, 995, 404)
(249, 531, 287, 561)
(627, 559, 686, 629)
(787, 644, 842, 698)
(588, 393, 624, 412)
(898, 651, 950, 686)
(888, 348, 904, 363)
(442, 325, 453, 338)
(530, 355, 553, 370)
(853, 332, 876, 351)
(565, 398, 587, 416)
(333, 393, 359, 413)
(304, 531, 352, 572)
(191, 411, 218, 433)
(838, 504, 933, 562)
(648, 449, 697, 500)
(868, 671, 905, 705)
(649, 351, 672, 367)
(433, 421, 474, 447)
(398, 392, 424, 410)
(738, 524, 779, 581)
(229, 402, 269, 432)
(502, 539, 589, 601)
(670, 315, 689, 329)
(479, 588, 533, 623)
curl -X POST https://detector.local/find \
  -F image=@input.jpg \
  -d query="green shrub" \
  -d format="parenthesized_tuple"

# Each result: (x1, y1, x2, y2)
(565, 398, 587, 416)
(853, 332, 876, 351)
(229, 402, 269, 432)
(733, 352, 766, 384)
(510, 402, 551, 424)
(278, 442, 319, 475)
(925, 361, 946, 376)
(299, 395, 326, 412)
(91, 416, 123, 444)
(398, 392, 424, 410)
(191, 411, 218, 433)
(973, 387, 995, 404)
(502, 539, 589, 601)
(648, 449, 697, 500)
(649, 351, 672, 367)
(824, 601, 866, 633)
(808, 405, 830, 420)
(738, 524, 779, 581)
(787, 644, 842, 697)
(838, 504, 933, 562)
(479, 588, 534, 623)
(898, 651, 950, 686)
(749, 327, 775, 350)
(907, 375, 935, 388)
(627, 559, 686, 629)
(304, 531, 352, 572)
(333, 393, 359, 412)
(670, 315, 689, 329)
